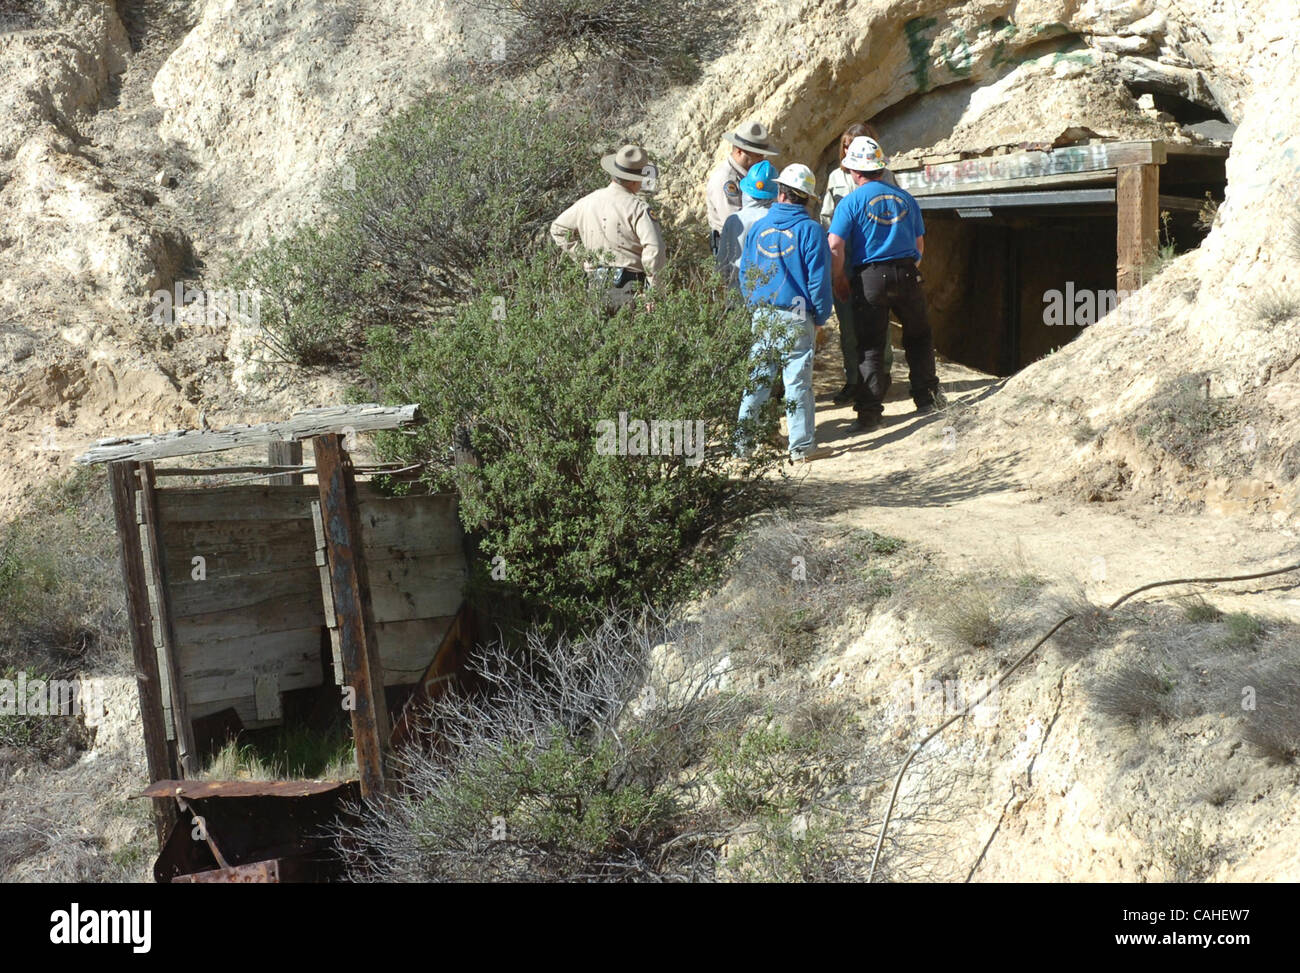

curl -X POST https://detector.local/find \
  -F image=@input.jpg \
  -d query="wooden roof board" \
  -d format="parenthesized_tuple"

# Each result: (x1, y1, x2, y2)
(76, 404, 419, 465)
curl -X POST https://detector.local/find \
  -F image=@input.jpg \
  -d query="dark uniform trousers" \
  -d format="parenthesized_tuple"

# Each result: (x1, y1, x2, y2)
(590, 267, 646, 312)
(851, 258, 940, 418)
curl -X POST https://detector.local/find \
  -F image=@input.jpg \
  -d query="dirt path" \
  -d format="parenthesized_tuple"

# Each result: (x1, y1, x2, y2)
(794, 332, 1300, 618)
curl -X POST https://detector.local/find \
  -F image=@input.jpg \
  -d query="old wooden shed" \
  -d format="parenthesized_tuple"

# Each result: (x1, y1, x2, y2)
(77, 404, 475, 880)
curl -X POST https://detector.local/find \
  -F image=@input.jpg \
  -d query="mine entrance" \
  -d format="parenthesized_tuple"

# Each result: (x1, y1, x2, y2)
(892, 140, 1228, 376)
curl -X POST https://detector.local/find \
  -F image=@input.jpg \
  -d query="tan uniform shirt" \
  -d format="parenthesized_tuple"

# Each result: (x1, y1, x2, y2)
(705, 155, 748, 234)
(550, 182, 665, 286)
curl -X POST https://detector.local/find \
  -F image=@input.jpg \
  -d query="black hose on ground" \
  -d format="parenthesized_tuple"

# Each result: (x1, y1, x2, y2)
(866, 559, 1300, 883)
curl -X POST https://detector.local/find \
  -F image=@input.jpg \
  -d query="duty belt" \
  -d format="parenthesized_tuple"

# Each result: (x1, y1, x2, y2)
(592, 267, 646, 288)
(852, 257, 917, 274)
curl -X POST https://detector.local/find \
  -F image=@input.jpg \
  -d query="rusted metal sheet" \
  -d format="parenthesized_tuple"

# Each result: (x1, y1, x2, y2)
(143, 778, 362, 882)
(172, 858, 313, 883)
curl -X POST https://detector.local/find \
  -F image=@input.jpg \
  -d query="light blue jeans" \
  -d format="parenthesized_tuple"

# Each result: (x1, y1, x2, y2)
(737, 306, 816, 457)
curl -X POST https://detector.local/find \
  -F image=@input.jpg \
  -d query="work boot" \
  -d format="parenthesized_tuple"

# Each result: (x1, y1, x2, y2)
(791, 445, 834, 464)
(914, 387, 948, 415)
(832, 382, 859, 405)
(854, 414, 883, 433)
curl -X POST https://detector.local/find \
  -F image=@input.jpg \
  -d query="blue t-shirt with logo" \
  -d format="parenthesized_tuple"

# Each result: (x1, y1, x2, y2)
(828, 180, 925, 268)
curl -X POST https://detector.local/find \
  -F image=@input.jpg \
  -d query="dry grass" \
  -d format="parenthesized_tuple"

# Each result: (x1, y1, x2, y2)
(1251, 287, 1300, 327)
(701, 514, 906, 673)
(1234, 656, 1300, 763)
(1088, 658, 1177, 724)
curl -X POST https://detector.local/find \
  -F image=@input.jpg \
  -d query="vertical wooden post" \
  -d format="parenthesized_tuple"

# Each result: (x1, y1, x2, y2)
(109, 461, 175, 847)
(1116, 163, 1160, 294)
(267, 440, 303, 486)
(313, 433, 390, 799)
(138, 463, 200, 778)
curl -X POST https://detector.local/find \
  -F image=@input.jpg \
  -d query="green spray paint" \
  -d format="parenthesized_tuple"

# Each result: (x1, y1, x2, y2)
(904, 16, 938, 92)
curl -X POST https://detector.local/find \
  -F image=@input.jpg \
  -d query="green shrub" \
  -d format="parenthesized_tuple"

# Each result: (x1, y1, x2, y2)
(1181, 596, 1223, 623)
(1218, 612, 1266, 651)
(363, 249, 783, 630)
(334, 616, 744, 882)
(231, 88, 607, 363)
(227, 225, 370, 365)
(202, 724, 356, 781)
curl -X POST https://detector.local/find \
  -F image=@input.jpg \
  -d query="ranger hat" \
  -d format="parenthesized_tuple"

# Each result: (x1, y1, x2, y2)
(842, 136, 887, 172)
(601, 144, 653, 182)
(724, 120, 780, 157)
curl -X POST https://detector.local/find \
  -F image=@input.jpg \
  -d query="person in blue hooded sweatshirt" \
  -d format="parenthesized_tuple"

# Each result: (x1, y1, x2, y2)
(736, 163, 834, 464)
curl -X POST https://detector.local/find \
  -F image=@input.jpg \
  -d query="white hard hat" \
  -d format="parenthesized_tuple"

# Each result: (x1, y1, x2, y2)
(842, 136, 887, 172)
(775, 163, 819, 200)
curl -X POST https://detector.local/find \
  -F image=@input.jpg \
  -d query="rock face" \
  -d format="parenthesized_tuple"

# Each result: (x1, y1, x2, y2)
(151, 0, 474, 251)
(650, 0, 1262, 219)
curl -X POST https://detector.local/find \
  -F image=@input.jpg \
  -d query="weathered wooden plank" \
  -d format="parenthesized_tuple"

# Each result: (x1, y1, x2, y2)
(189, 695, 279, 729)
(917, 188, 1116, 210)
(315, 433, 390, 800)
(1157, 194, 1208, 213)
(255, 674, 283, 720)
(177, 627, 324, 706)
(139, 464, 199, 778)
(166, 566, 323, 621)
(368, 555, 467, 623)
(1117, 163, 1161, 292)
(153, 465, 312, 478)
(896, 140, 1165, 196)
(356, 494, 462, 559)
(161, 519, 315, 582)
(156, 485, 320, 523)
(110, 461, 176, 846)
(172, 582, 326, 642)
(314, 554, 464, 624)
(267, 441, 304, 487)
(75, 403, 420, 465)
(376, 616, 457, 684)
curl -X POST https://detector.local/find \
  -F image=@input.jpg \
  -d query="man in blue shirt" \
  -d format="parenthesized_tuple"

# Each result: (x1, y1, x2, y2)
(828, 136, 944, 432)
(737, 163, 834, 463)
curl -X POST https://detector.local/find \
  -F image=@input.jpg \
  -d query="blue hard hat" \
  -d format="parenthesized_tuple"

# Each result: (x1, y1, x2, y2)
(738, 160, 779, 200)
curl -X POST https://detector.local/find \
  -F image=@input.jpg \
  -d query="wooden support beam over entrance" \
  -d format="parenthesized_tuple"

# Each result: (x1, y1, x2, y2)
(1116, 163, 1161, 293)
(313, 433, 391, 800)
(895, 140, 1167, 197)
(109, 461, 176, 847)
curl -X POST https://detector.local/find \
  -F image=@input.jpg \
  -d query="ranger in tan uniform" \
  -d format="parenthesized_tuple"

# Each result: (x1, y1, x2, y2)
(705, 120, 780, 254)
(550, 144, 665, 310)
